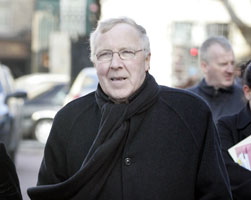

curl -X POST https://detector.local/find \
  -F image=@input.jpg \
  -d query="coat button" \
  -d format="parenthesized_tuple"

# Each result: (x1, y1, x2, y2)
(124, 157, 132, 166)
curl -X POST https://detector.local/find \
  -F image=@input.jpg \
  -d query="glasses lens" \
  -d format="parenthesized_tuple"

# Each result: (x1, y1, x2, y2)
(120, 50, 135, 60)
(97, 51, 112, 61)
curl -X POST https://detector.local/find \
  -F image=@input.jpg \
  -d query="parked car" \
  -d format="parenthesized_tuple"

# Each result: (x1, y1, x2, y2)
(15, 73, 69, 144)
(64, 67, 98, 104)
(0, 64, 27, 159)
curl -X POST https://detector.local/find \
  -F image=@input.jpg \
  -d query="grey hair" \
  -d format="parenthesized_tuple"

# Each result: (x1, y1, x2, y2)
(200, 36, 233, 63)
(89, 17, 151, 62)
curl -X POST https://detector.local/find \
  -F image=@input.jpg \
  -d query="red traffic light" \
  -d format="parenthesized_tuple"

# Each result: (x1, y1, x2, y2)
(190, 48, 198, 56)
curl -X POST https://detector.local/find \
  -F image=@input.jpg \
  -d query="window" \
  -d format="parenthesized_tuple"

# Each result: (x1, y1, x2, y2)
(171, 22, 201, 88)
(0, 3, 10, 33)
(206, 23, 229, 38)
(172, 22, 193, 45)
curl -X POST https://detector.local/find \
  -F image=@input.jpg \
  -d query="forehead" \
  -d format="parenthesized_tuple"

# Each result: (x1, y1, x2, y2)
(95, 23, 141, 51)
(208, 44, 234, 61)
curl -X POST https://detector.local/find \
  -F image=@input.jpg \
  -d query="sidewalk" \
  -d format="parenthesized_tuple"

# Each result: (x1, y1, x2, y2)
(15, 140, 44, 200)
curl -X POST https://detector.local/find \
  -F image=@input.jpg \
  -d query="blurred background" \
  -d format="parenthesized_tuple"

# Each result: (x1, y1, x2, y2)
(0, 0, 251, 199)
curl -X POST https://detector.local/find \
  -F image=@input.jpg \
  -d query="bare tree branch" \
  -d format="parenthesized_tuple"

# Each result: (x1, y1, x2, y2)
(219, 0, 251, 46)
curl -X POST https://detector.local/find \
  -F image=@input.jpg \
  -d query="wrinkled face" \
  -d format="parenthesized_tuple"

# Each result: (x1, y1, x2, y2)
(93, 23, 150, 102)
(202, 44, 235, 89)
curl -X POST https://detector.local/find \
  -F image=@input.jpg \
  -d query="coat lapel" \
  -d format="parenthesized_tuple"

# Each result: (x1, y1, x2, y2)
(237, 104, 251, 137)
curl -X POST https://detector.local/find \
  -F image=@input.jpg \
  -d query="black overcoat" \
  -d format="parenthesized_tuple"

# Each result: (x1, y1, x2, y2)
(217, 104, 251, 200)
(35, 86, 232, 200)
(0, 143, 22, 200)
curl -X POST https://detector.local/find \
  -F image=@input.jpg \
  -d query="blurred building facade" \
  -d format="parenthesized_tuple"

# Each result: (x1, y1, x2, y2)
(0, 0, 34, 77)
(31, 0, 60, 73)
(0, 0, 100, 80)
(1, 0, 250, 88)
(32, 0, 100, 83)
(101, 0, 251, 88)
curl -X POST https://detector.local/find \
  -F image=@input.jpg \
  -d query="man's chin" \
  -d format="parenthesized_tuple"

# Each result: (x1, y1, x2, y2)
(223, 81, 234, 88)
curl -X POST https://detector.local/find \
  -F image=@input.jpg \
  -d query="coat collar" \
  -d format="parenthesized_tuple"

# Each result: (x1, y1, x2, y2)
(198, 79, 234, 97)
(236, 103, 251, 137)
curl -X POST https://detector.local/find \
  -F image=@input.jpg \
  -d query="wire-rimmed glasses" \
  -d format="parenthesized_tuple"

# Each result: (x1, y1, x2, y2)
(96, 49, 144, 62)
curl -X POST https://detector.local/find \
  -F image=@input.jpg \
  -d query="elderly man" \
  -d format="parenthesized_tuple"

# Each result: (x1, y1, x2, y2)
(188, 36, 245, 122)
(28, 17, 232, 200)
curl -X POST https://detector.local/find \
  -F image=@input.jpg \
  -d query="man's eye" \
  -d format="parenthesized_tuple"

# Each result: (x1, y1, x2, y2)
(98, 52, 111, 58)
(121, 50, 134, 56)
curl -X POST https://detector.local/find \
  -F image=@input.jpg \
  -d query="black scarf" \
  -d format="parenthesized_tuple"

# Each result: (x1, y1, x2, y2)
(27, 73, 159, 200)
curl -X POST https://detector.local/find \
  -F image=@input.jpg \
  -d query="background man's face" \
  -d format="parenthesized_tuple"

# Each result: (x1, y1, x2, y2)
(94, 23, 150, 101)
(202, 44, 235, 89)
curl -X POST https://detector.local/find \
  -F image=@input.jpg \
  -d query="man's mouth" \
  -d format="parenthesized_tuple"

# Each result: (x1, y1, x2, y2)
(111, 77, 127, 81)
(225, 76, 233, 80)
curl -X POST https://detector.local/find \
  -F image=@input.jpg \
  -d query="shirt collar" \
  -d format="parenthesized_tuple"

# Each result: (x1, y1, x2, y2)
(199, 79, 234, 96)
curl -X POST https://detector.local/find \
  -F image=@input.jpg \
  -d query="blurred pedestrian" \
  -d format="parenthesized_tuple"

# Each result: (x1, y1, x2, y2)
(0, 142, 22, 200)
(28, 17, 232, 200)
(217, 60, 251, 200)
(235, 60, 251, 87)
(188, 36, 245, 122)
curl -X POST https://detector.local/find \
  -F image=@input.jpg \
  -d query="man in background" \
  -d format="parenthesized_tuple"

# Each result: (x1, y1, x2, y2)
(188, 36, 245, 122)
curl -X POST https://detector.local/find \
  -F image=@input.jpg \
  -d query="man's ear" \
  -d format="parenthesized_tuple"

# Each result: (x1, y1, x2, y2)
(200, 61, 208, 73)
(243, 85, 251, 100)
(145, 53, 151, 71)
(93, 62, 97, 68)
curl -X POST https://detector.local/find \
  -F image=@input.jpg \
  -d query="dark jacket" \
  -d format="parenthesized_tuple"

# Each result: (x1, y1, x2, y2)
(217, 104, 251, 200)
(0, 143, 22, 200)
(188, 79, 245, 122)
(34, 86, 232, 200)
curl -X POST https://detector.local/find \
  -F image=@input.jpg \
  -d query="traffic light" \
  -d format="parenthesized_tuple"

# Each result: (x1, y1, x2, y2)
(190, 47, 198, 57)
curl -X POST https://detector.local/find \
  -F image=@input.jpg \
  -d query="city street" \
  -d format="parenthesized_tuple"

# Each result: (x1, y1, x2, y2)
(16, 140, 45, 200)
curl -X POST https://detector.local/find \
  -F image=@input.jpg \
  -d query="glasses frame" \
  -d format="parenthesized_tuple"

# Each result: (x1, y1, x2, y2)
(96, 49, 144, 62)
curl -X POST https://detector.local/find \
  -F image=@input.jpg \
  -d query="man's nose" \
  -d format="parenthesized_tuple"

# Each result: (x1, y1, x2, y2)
(226, 63, 234, 73)
(110, 52, 123, 69)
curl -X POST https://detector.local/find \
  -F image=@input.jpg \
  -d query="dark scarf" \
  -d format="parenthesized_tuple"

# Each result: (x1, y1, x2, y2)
(27, 73, 159, 200)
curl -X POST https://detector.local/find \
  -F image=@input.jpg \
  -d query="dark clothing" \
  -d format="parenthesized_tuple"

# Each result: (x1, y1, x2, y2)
(28, 73, 159, 199)
(217, 104, 251, 200)
(188, 79, 245, 122)
(28, 74, 232, 200)
(0, 143, 22, 200)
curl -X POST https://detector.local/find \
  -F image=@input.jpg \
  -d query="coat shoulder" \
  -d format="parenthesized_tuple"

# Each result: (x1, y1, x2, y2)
(158, 86, 214, 131)
(58, 92, 97, 116)
(159, 86, 210, 113)
(158, 86, 215, 148)
(52, 92, 98, 129)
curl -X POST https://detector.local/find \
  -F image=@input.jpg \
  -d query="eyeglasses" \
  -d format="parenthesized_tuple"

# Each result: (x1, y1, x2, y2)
(96, 49, 144, 62)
